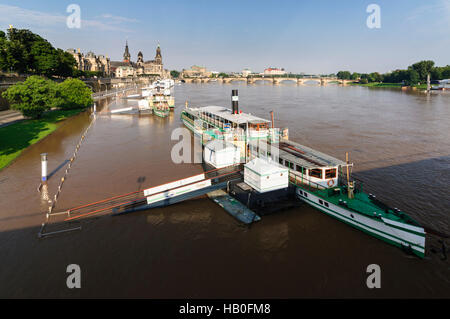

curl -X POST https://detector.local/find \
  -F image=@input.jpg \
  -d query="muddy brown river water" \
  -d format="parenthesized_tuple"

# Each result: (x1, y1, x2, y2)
(0, 83, 449, 298)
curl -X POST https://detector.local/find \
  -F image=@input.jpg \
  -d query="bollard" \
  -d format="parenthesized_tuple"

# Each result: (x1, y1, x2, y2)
(93, 102, 97, 114)
(41, 153, 48, 184)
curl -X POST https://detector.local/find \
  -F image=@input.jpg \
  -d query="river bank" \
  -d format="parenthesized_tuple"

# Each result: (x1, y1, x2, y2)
(0, 108, 85, 171)
(348, 82, 430, 90)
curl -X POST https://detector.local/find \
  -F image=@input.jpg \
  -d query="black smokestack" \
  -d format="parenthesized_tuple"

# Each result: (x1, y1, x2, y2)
(231, 89, 239, 114)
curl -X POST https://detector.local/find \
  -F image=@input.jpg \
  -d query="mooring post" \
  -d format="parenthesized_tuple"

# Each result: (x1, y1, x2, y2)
(41, 153, 48, 185)
(93, 102, 97, 114)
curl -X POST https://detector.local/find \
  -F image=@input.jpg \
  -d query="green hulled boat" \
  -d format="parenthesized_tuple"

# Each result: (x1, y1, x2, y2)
(152, 103, 170, 118)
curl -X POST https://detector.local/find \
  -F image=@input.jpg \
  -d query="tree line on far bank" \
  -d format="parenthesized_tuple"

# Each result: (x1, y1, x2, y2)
(337, 60, 450, 86)
(2, 76, 93, 119)
(0, 28, 101, 78)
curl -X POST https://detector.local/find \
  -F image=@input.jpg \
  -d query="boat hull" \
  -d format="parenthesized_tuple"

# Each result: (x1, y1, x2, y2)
(295, 187, 425, 258)
(153, 109, 169, 118)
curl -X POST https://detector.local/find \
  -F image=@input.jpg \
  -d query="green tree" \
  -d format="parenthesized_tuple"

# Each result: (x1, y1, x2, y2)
(404, 69, 420, 86)
(336, 71, 351, 80)
(170, 70, 180, 78)
(0, 31, 8, 71)
(369, 72, 382, 83)
(431, 65, 450, 80)
(218, 72, 229, 78)
(351, 72, 360, 80)
(6, 28, 40, 73)
(0, 28, 77, 77)
(2, 75, 59, 118)
(31, 39, 59, 76)
(57, 78, 93, 110)
(359, 78, 369, 84)
(56, 49, 77, 78)
(411, 60, 435, 82)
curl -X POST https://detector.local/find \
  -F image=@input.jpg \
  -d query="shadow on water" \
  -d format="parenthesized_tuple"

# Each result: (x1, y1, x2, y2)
(47, 159, 70, 180)
(353, 155, 450, 235)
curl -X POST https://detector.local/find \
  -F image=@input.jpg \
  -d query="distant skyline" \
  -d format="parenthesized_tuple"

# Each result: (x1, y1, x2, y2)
(0, 0, 449, 74)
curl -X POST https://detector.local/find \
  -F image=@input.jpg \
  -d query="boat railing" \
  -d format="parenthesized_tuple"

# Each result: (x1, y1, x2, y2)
(289, 173, 328, 192)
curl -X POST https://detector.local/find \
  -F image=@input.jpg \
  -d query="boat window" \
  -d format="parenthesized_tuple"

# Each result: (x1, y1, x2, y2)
(319, 199, 323, 205)
(279, 158, 283, 165)
(324, 202, 329, 207)
(325, 168, 337, 179)
(285, 160, 293, 169)
(309, 169, 322, 179)
(295, 165, 305, 174)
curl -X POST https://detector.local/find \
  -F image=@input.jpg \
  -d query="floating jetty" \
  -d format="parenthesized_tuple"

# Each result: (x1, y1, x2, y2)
(207, 189, 261, 224)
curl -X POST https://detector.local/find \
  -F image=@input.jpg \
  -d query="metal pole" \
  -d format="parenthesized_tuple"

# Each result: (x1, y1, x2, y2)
(41, 153, 48, 184)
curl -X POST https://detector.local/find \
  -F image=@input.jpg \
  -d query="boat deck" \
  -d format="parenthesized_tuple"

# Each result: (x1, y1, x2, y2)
(295, 182, 420, 226)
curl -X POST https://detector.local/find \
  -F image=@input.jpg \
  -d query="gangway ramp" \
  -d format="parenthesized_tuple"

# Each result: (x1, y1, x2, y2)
(63, 165, 243, 221)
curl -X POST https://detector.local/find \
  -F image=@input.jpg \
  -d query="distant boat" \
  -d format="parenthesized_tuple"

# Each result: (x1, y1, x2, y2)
(148, 86, 174, 117)
(431, 79, 449, 90)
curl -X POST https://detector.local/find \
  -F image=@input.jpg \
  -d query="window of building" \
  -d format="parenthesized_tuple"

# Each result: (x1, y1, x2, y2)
(325, 168, 337, 179)
(279, 158, 283, 165)
(309, 168, 322, 179)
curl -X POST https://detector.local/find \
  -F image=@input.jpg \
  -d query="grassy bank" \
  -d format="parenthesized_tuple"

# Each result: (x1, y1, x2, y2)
(348, 82, 429, 90)
(348, 82, 404, 88)
(0, 109, 84, 171)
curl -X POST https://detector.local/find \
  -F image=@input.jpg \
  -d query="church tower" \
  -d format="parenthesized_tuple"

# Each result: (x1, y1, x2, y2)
(137, 51, 144, 66)
(155, 44, 162, 65)
(123, 41, 131, 63)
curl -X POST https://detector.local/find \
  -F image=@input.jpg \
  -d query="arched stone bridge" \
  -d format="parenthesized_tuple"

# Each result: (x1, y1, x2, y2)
(182, 77, 354, 85)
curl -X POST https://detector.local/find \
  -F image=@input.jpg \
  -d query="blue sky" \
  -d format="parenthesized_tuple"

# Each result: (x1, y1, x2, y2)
(0, 0, 449, 73)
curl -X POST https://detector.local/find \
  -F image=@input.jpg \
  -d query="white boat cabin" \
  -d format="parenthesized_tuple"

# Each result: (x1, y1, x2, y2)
(244, 157, 288, 193)
(203, 140, 240, 168)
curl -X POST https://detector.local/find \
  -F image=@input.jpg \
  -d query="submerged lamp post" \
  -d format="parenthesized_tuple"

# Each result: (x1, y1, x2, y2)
(41, 153, 48, 184)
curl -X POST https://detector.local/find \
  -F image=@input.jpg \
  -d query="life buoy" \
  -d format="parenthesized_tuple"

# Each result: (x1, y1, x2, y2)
(327, 179, 334, 187)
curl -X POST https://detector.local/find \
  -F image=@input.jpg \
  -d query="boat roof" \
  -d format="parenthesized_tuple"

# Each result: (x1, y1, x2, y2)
(245, 157, 287, 174)
(191, 106, 270, 125)
(250, 139, 346, 169)
(205, 139, 239, 152)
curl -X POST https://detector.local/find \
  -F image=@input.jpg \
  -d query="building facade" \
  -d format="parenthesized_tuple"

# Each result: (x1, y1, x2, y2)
(66, 48, 111, 76)
(181, 65, 212, 78)
(111, 42, 168, 78)
(242, 68, 252, 77)
(263, 67, 286, 76)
